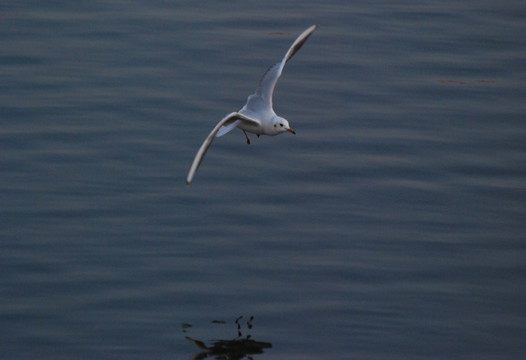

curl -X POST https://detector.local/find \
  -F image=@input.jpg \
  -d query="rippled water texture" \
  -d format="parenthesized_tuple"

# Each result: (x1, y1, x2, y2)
(2, 1, 525, 359)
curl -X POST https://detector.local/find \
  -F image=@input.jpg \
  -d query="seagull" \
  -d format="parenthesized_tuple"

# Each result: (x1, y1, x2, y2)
(186, 25, 318, 185)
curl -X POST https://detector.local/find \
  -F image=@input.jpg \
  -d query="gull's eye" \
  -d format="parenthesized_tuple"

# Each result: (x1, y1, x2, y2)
(274, 124, 276, 127)
(280, 124, 283, 127)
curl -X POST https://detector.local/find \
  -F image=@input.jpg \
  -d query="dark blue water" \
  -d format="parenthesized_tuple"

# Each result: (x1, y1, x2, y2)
(2, 1, 525, 359)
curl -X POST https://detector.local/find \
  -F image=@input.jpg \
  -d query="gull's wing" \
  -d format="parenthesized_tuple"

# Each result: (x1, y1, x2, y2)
(255, 24, 317, 109)
(186, 112, 260, 185)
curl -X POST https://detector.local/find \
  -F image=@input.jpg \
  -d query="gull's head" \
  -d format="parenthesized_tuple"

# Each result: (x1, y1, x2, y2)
(271, 116, 296, 136)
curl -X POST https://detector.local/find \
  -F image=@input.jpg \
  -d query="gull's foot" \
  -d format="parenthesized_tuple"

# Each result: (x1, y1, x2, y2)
(243, 130, 251, 145)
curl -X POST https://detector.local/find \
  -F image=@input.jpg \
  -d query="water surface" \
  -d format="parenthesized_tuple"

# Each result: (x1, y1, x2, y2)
(2, 1, 525, 359)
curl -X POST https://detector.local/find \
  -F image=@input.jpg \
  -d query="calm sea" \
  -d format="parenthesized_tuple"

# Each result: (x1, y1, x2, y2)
(2, 1, 525, 359)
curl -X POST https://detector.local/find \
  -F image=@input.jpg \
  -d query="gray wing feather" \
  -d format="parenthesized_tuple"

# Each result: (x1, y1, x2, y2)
(186, 112, 260, 185)
(256, 25, 318, 108)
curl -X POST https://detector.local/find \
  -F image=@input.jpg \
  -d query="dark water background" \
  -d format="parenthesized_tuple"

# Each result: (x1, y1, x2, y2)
(2, 1, 525, 359)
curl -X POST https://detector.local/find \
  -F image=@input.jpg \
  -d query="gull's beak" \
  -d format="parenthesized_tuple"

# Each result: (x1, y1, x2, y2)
(287, 128, 296, 135)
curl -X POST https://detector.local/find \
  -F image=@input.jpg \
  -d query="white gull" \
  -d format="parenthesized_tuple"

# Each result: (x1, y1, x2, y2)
(186, 25, 318, 185)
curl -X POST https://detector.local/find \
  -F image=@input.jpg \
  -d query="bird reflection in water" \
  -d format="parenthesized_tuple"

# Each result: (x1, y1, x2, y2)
(183, 315, 272, 360)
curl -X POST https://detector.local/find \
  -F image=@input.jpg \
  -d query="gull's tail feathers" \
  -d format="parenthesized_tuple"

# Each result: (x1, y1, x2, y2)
(216, 120, 241, 137)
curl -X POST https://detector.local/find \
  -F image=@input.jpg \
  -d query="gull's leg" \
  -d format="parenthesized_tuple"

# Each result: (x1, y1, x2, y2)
(243, 130, 251, 145)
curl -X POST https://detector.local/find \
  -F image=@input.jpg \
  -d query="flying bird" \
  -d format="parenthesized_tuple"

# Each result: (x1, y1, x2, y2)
(186, 25, 318, 185)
